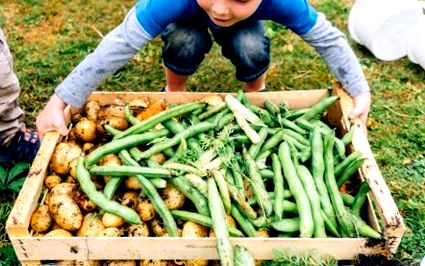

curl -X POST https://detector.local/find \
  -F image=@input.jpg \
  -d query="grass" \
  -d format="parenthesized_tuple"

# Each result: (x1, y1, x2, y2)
(1, 0, 424, 263)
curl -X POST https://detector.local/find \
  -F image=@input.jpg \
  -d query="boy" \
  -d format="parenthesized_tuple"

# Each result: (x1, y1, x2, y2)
(0, 28, 40, 164)
(36, 0, 371, 137)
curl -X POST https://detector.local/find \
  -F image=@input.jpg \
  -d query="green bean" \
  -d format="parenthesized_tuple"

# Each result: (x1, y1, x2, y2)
(271, 153, 284, 220)
(163, 162, 205, 176)
(199, 103, 226, 120)
(320, 209, 340, 237)
(259, 169, 274, 179)
(228, 183, 257, 220)
(270, 218, 300, 233)
(258, 130, 284, 156)
(171, 210, 244, 237)
(295, 164, 326, 237)
(351, 181, 370, 216)
(324, 134, 356, 237)
(281, 119, 307, 135)
(334, 151, 363, 177)
(278, 142, 314, 238)
(135, 122, 216, 160)
(208, 177, 234, 266)
(311, 127, 336, 226)
(282, 129, 309, 146)
(348, 211, 381, 239)
(88, 165, 171, 178)
(170, 176, 210, 217)
(242, 146, 273, 217)
(76, 156, 141, 224)
(234, 245, 255, 266)
(119, 150, 179, 236)
(212, 169, 231, 214)
(340, 192, 355, 206)
(285, 108, 309, 121)
(124, 104, 140, 125)
(230, 204, 257, 237)
(334, 138, 346, 160)
(116, 102, 205, 138)
(337, 157, 365, 187)
(297, 96, 339, 121)
(163, 119, 203, 155)
(85, 128, 169, 166)
(248, 127, 268, 158)
(231, 160, 246, 199)
(342, 125, 355, 146)
(181, 174, 208, 198)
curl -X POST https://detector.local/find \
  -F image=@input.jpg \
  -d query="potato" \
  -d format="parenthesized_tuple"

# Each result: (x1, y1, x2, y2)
(50, 142, 82, 175)
(136, 198, 156, 222)
(182, 221, 208, 238)
(102, 212, 125, 228)
(76, 260, 101, 266)
(120, 191, 139, 208)
(49, 187, 83, 231)
(84, 100, 101, 121)
(99, 154, 121, 183)
(97, 105, 129, 134)
(124, 176, 142, 190)
(74, 118, 97, 142)
(50, 221, 63, 230)
(201, 95, 224, 106)
(77, 213, 105, 237)
(69, 158, 78, 179)
(44, 174, 61, 189)
(127, 223, 150, 237)
(257, 229, 269, 237)
(82, 142, 95, 153)
(141, 260, 177, 266)
(150, 153, 167, 164)
(45, 229, 72, 237)
(30, 205, 52, 233)
(105, 260, 137, 266)
(96, 227, 121, 237)
(151, 218, 166, 237)
(129, 98, 148, 110)
(162, 184, 185, 210)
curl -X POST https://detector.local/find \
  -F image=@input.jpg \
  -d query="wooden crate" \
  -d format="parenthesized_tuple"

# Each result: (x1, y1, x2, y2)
(6, 87, 405, 265)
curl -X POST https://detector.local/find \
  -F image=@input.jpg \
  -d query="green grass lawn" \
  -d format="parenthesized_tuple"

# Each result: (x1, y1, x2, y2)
(1, 0, 424, 264)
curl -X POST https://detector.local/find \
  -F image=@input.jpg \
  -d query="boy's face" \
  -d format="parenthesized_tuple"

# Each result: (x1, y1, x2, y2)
(197, 0, 262, 27)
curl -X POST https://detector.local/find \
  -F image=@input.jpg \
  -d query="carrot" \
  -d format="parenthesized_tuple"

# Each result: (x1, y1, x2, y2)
(137, 98, 168, 121)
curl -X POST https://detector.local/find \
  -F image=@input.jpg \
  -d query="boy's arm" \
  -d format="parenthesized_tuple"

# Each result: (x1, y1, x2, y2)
(55, 7, 152, 108)
(300, 13, 369, 97)
(37, 8, 152, 138)
(300, 13, 370, 130)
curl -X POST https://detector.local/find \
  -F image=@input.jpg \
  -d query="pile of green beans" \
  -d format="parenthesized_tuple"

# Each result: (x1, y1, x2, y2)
(73, 91, 380, 266)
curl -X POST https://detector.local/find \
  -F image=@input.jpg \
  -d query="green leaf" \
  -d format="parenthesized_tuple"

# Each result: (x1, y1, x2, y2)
(0, 165, 7, 186)
(8, 178, 26, 193)
(7, 162, 29, 183)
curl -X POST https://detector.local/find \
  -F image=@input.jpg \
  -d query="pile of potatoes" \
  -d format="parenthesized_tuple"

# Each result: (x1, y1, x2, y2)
(30, 99, 245, 266)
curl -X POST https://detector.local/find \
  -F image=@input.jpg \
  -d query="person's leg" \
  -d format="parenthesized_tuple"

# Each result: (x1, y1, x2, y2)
(0, 28, 25, 146)
(212, 21, 270, 92)
(0, 28, 40, 163)
(161, 22, 212, 92)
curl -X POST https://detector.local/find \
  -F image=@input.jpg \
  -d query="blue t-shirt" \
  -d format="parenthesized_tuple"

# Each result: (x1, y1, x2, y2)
(135, 0, 318, 37)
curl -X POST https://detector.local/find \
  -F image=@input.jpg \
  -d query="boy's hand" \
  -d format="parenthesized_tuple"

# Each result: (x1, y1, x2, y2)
(36, 94, 69, 139)
(348, 91, 371, 133)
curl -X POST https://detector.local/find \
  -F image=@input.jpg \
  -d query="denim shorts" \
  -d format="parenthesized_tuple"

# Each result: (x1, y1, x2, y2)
(161, 20, 270, 82)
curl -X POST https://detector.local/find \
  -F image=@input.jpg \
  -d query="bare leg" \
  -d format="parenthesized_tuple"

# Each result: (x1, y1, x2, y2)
(244, 73, 266, 92)
(165, 66, 188, 92)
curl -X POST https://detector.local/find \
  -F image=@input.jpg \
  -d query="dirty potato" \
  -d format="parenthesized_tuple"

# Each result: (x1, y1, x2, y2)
(44, 174, 62, 189)
(45, 229, 73, 237)
(162, 184, 185, 210)
(136, 198, 156, 222)
(30, 205, 52, 233)
(102, 212, 125, 228)
(50, 142, 82, 175)
(77, 213, 105, 237)
(74, 117, 97, 142)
